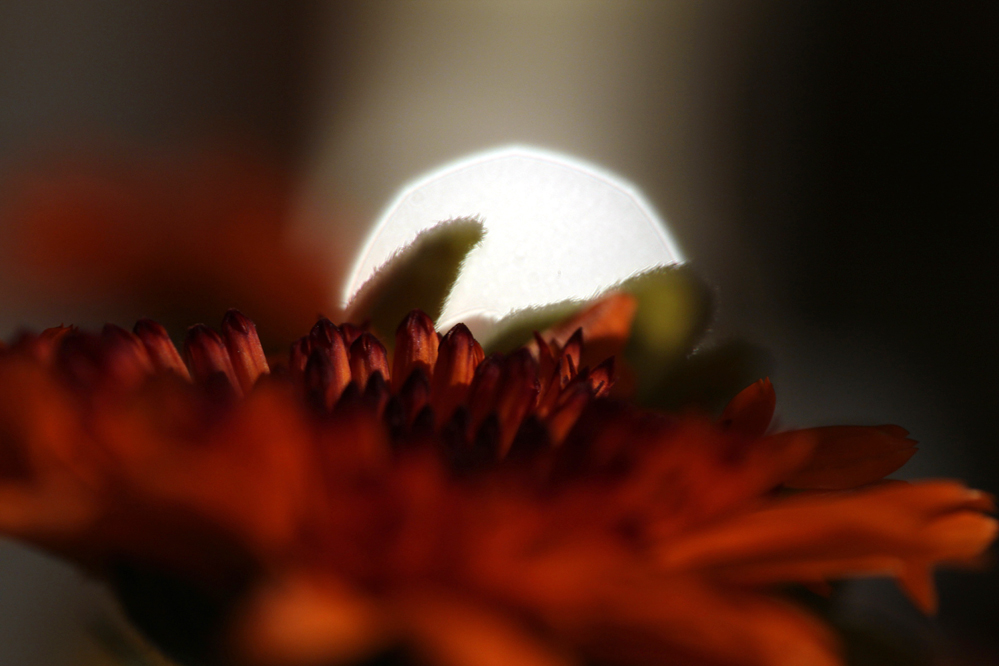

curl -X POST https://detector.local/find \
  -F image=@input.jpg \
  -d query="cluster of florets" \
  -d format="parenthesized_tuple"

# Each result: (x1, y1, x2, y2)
(3, 308, 615, 471)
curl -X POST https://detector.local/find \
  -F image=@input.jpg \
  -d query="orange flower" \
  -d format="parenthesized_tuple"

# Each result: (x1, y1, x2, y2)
(0, 306, 993, 666)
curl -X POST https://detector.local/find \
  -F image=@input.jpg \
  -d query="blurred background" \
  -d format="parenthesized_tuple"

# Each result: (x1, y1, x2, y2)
(0, 1, 996, 664)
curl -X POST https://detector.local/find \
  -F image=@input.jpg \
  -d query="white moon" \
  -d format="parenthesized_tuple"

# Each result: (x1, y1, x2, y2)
(344, 145, 682, 336)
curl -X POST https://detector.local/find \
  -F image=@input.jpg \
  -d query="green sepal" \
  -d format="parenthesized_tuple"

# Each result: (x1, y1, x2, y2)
(617, 265, 713, 400)
(346, 218, 484, 341)
(639, 338, 772, 413)
(482, 299, 587, 354)
(483, 264, 713, 382)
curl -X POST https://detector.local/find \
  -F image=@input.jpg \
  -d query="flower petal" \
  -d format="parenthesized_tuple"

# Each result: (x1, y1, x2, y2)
(720, 378, 776, 439)
(233, 573, 388, 666)
(538, 575, 842, 666)
(0, 358, 101, 543)
(400, 591, 573, 666)
(656, 481, 997, 614)
(514, 292, 638, 368)
(783, 425, 918, 490)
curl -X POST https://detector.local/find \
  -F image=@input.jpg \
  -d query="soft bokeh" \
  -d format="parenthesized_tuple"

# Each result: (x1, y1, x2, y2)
(0, 145, 340, 349)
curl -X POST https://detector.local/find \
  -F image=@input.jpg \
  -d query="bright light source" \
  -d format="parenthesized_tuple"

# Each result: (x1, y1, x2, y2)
(344, 145, 682, 336)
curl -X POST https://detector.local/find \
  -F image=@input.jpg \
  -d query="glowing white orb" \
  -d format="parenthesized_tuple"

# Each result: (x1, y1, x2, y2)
(344, 145, 682, 335)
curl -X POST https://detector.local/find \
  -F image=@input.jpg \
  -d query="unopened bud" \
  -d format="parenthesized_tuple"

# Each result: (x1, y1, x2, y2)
(559, 328, 584, 378)
(466, 353, 502, 433)
(533, 332, 558, 396)
(55, 331, 104, 390)
(392, 310, 439, 391)
(304, 348, 334, 411)
(398, 368, 431, 425)
(547, 382, 592, 445)
(101, 324, 154, 389)
(362, 371, 390, 417)
(184, 325, 241, 397)
(465, 414, 501, 471)
(222, 309, 270, 394)
(340, 322, 365, 347)
(505, 415, 550, 463)
(310, 319, 351, 396)
(11, 326, 74, 365)
(430, 323, 484, 424)
(35, 326, 75, 363)
(289, 337, 311, 382)
(493, 349, 540, 457)
(309, 318, 342, 350)
(349, 333, 389, 388)
(134, 319, 190, 380)
(587, 357, 615, 398)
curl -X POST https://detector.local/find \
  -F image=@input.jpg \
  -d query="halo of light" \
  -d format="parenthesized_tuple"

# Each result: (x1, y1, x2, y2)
(345, 145, 682, 335)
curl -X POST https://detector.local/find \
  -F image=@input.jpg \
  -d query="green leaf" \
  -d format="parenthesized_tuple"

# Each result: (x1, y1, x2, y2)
(483, 264, 713, 385)
(640, 338, 772, 412)
(482, 299, 587, 354)
(616, 265, 713, 400)
(346, 218, 484, 340)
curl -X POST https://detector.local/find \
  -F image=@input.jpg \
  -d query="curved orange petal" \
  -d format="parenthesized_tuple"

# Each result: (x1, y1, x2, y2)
(232, 572, 388, 666)
(0, 358, 102, 543)
(400, 591, 573, 666)
(656, 481, 997, 614)
(783, 425, 918, 489)
(530, 292, 638, 370)
(627, 421, 816, 536)
(563, 577, 842, 666)
(134, 383, 318, 555)
(719, 378, 776, 439)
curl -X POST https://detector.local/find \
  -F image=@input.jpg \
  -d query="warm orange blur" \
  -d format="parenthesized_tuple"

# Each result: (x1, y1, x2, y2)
(0, 146, 341, 350)
(1, 2, 996, 665)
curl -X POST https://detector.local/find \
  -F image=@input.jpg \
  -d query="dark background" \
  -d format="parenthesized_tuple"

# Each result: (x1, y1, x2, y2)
(0, 2, 996, 664)
(737, 4, 999, 663)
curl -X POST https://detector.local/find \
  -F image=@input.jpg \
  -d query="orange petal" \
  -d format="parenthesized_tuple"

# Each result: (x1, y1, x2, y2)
(633, 422, 817, 536)
(719, 378, 776, 438)
(349, 333, 390, 389)
(0, 358, 107, 554)
(232, 573, 387, 666)
(657, 481, 998, 614)
(183, 324, 242, 397)
(784, 425, 918, 489)
(897, 562, 937, 614)
(567, 577, 842, 666)
(493, 350, 541, 457)
(400, 591, 573, 666)
(134, 319, 190, 380)
(116, 383, 318, 555)
(392, 310, 439, 392)
(222, 309, 271, 394)
(531, 292, 637, 370)
(430, 324, 483, 425)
